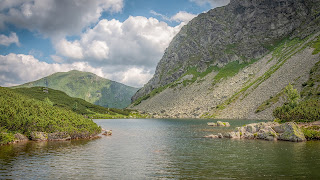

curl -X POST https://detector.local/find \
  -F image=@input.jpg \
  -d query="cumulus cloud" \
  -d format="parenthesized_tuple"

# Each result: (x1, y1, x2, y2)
(0, 53, 151, 87)
(110, 67, 153, 88)
(0, 0, 124, 38)
(55, 16, 185, 69)
(150, 10, 197, 23)
(0, 32, 20, 46)
(189, 0, 230, 8)
(55, 39, 84, 59)
(171, 11, 197, 23)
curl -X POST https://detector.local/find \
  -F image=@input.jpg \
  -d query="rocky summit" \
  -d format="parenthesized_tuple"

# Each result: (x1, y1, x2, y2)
(130, 0, 320, 119)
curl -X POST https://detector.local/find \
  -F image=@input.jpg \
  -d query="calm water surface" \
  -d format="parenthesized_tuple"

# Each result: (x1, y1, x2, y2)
(1, 119, 320, 179)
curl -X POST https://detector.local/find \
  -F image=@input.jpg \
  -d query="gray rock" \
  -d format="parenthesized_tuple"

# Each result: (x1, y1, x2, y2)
(48, 132, 71, 141)
(208, 121, 230, 127)
(246, 124, 257, 133)
(207, 122, 305, 142)
(14, 133, 28, 142)
(205, 134, 219, 138)
(278, 122, 306, 142)
(242, 132, 255, 139)
(102, 130, 112, 136)
(257, 127, 278, 141)
(207, 122, 217, 126)
(272, 124, 285, 133)
(30, 132, 48, 141)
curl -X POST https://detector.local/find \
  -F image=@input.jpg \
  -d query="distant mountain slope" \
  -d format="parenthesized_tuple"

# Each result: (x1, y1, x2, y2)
(12, 87, 134, 118)
(13, 70, 138, 109)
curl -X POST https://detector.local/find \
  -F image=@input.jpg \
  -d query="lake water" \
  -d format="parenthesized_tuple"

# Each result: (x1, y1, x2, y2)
(1, 119, 320, 179)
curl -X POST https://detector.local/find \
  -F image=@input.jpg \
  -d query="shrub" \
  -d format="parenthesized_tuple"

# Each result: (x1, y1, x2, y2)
(0, 87, 101, 140)
(302, 127, 320, 140)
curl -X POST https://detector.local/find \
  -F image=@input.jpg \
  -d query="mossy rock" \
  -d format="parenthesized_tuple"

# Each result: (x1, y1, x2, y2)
(279, 122, 306, 142)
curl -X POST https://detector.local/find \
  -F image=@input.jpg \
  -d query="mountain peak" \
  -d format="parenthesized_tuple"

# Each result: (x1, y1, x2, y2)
(13, 71, 138, 108)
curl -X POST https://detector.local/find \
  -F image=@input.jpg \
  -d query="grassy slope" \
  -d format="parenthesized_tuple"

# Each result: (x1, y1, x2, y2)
(0, 87, 101, 145)
(13, 70, 138, 109)
(13, 87, 132, 118)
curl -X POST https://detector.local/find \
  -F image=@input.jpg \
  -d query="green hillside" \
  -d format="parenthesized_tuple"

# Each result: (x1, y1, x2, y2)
(0, 87, 101, 145)
(12, 87, 134, 118)
(13, 70, 138, 109)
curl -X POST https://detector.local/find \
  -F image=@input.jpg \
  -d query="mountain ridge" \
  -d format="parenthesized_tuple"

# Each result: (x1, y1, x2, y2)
(130, 0, 320, 119)
(13, 70, 138, 109)
(132, 0, 320, 103)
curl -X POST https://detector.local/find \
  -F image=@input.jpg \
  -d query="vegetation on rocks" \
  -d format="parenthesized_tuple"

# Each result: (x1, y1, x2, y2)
(0, 87, 101, 145)
(302, 126, 320, 140)
(0, 127, 15, 145)
(213, 59, 257, 85)
(274, 58, 320, 123)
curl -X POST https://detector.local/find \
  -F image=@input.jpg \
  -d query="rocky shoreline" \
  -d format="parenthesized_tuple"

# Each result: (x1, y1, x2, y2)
(1, 130, 104, 146)
(205, 122, 307, 142)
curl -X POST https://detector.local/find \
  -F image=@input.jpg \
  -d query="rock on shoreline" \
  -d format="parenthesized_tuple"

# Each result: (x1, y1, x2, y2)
(207, 121, 230, 127)
(205, 122, 306, 142)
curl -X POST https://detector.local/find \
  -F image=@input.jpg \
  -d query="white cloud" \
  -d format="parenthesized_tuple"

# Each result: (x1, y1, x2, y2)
(0, 32, 20, 46)
(189, 0, 230, 8)
(50, 55, 64, 63)
(86, 40, 109, 60)
(150, 10, 197, 23)
(55, 39, 84, 59)
(171, 11, 197, 23)
(114, 67, 153, 88)
(55, 16, 185, 69)
(0, 0, 124, 38)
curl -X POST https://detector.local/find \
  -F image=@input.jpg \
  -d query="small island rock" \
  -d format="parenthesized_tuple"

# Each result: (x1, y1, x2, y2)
(207, 121, 230, 127)
(205, 122, 306, 142)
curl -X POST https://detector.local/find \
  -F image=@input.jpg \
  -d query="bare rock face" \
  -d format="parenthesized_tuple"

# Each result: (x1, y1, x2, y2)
(132, 0, 320, 102)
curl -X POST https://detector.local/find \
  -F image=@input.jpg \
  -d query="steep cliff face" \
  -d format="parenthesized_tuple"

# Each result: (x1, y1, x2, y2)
(132, 0, 320, 102)
(130, 0, 320, 120)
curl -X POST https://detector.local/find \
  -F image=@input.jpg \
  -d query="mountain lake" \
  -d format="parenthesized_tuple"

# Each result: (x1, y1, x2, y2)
(1, 118, 320, 179)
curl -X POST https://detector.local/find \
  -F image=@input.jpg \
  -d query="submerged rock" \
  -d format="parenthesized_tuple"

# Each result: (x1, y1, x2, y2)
(204, 134, 219, 138)
(102, 130, 112, 136)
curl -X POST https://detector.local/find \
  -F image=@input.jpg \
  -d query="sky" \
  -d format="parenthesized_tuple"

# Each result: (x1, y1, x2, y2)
(0, 0, 230, 88)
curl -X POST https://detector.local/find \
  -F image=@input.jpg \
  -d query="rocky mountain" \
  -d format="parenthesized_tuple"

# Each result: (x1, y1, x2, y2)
(13, 70, 138, 109)
(130, 0, 320, 119)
